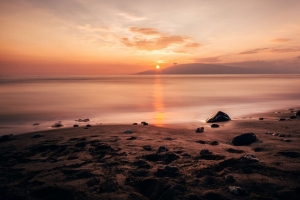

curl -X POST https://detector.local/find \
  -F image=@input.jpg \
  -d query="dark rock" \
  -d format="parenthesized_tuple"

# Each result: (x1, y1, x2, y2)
(290, 115, 297, 119)
(278, 118, 286, 121)
(86, 124, 92, 127)
(52, 121, 63, 127)
(132, 123, 138, 125)
(296, 110, 300, 116)
(195, 127, 204, 133)
(0, 134, 15, 142)
(141, 121, 148, 125)
(195, 140, 206, 144)
(127, 136, 137, 140)
(200, 149, 212, 155)
(226, 148, 244, 153)
(33, 123, 40, 126)
(143, 152, 179, 164)
(210, 141, 219, 145)
(206, 111, 231, 123)
(211, 124, 219, 128)
(31, 134, 43, 138)
(277, 151, 300, 158)
(133, 160, 151, 169)
(75, 141, 86, 147)
(124, 129, 133, 134)
(155, 166, 179, 177)
(156, 146, 169, 153)
(142, 145, 152, 151)
(225, 174, 235, 182)
(282, 139, 292, 142)
(73, 124, 79, 127)
(259, 118, 264, 120)
(228, 186, 248, 196)
(232, 132, 257, 146)
(164, 165, 179, 173)
(77, 118, 89, 122)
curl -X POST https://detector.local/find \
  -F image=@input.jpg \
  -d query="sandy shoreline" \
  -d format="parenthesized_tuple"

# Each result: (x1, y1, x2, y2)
(1, 108, 300, 199)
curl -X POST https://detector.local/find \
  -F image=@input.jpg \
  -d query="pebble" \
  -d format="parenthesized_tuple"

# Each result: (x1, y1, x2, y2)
(157, 146, 169, 153)
(228, 186, 248, 196)
(282, 139, 292, 142)
(124, 130, 133, 134)
(225, 174, 235, 182)
(200, 149, 212, 155)
(195, 127, 204, 133)
(211, 124, 219, 128)
(244, 153, 259, 162)
(210, 141, 219, 145)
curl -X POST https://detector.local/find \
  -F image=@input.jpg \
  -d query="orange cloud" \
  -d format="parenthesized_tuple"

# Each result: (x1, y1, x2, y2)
(196, 56, 221, 62)
(271, 47, 300, 53)
(270, 38, 291, 43)
(121, 27, 202, 51)
(129, 27, 160, 35)
(239, 48, 269, 55)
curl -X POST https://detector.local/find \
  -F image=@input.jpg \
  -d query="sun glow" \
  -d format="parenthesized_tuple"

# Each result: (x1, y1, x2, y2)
(156, 65, 160, 69)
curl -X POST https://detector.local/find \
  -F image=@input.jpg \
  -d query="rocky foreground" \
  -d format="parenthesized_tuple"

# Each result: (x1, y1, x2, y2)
(0, 108, 300, 200)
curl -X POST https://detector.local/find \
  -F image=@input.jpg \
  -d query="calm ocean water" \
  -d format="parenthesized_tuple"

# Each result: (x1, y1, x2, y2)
(0, 74, 300, 135)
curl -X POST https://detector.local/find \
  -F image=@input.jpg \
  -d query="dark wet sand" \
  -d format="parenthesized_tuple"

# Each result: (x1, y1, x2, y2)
(1, 108, 300, 200)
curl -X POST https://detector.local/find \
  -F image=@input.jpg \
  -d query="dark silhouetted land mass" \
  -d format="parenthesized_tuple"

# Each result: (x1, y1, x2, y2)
(136, 62, 300, 74)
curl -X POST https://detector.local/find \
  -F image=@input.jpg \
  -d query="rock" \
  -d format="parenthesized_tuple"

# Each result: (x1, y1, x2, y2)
(243, 153, 259, 162)
(290, 115, 297, 119)
(141, 121, 148, 125)
(282, 139, 292, 142)
(75, 141, 86, 147)
(195, 140, 206, 144)
(228, 186, 248, 196)
(52, 121, 63, 127)
(124, 129, 133, 134)
(259, 118, 264, 120)
(157, 146, 169, 153)
(133, 160, 151, 169)
(164, 165, 179, 173)
(211, 124, 219, 128)
(86, 124, 92, 127)
(142, 145, 152, 151)
(296, 110, 300, 116)
(132, 123, 138, 125)
(206, 111, 231, 123)
(0, 134, 15, 142)
(73, 124, 79, 127)
(77, 118, 90, 122)
(33, 123, 40, 126)
(272, 133, 279, 136)
(200, 149, 212, 155)
(127, 136, 137, 140)
(278, 118, 286, 121)
(225, 174, 235, 182)
(31, 134, 43, 138)
(232, 132, 257, 146)
(195, 127, 204, 133)
(210, 141, 219, 145)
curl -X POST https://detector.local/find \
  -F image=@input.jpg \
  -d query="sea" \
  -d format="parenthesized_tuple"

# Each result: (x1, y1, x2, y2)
(0, 74, 300, 135)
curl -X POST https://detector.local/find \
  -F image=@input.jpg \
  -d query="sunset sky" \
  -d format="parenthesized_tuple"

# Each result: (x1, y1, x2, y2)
(1, 0, 300, 75)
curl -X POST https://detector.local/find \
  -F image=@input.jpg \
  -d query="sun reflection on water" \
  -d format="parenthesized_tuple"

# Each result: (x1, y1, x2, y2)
(153, 75, 165, 125)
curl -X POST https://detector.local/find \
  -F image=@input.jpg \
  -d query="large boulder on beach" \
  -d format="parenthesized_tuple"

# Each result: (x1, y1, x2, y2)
(232, 133, 257, 146)
(206, 111, 231, 123)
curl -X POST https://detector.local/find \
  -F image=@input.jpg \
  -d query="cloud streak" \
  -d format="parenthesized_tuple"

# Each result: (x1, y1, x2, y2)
(120, 27, 201, 52)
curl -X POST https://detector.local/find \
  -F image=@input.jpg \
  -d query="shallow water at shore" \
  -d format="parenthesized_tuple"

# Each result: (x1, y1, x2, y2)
(1, 74, 300, 135)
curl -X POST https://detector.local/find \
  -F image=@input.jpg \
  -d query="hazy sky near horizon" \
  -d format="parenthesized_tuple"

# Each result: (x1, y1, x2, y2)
(1, 0, 300, 75)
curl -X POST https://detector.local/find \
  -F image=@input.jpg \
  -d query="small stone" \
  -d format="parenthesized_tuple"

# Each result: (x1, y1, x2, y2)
(52, 121, 63, 127)
(33, 123, 40, 126)
(278, 134, 287, 137)
(211, 124, 219, 128)
(73, 124, 79, 127)
(290, 115, 297, 119)
(232, 132, 257, 146)
(272, 133, 279, 136)
(157, 146, 169, 153)
(0, 134, 15, 142)
(225, 174, 235, 182)
(195, 127, 204, 133)
(86, 124, 92, 127)
(210, 141, 219, 145)
(141, 121, 148, 125)
(164, 165, 179, 173)
(142, 145, 152, 151)
(278, 118, 286, 121)
(127, 136, 137, 140)
(124, 129, 133, 134)
(31, 134, 43, 138)
(132, 123, 138, 125)
(200, 149, 212, 155)
(75, 141, 86, 147)
(228, 186, 248, 196)
(243, 153, 259, 162)
(282, 139, 292, 142)
(265, 132, 273, 135)
(259, 118, 264, 120)
(196, 140, 206, 144)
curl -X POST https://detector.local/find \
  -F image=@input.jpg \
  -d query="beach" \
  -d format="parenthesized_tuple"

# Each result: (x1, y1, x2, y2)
(1, 107, 300, 200)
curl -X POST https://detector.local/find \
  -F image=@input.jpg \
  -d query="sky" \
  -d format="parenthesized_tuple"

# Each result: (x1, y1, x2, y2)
(1, 0, 300, 75)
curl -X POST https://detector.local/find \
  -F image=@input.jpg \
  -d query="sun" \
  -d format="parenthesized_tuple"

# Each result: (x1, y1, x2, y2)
(156, 65, 160, 69)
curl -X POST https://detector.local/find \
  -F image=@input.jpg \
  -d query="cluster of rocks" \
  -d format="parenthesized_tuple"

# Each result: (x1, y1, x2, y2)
(133, 121, 149, 125)
(265, 132, 292, 142)
(75, 118, 90, 122)
(0, 134, 15, 142)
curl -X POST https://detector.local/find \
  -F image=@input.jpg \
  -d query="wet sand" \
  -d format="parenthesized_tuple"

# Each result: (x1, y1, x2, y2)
(0, 108, 300, 200)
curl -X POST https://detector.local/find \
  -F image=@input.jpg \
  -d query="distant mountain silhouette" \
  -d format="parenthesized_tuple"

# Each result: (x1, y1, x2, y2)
(136, 62, 300, 74)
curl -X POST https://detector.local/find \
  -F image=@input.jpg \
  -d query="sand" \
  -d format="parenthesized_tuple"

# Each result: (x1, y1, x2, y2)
(0, 108, 300, 200)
